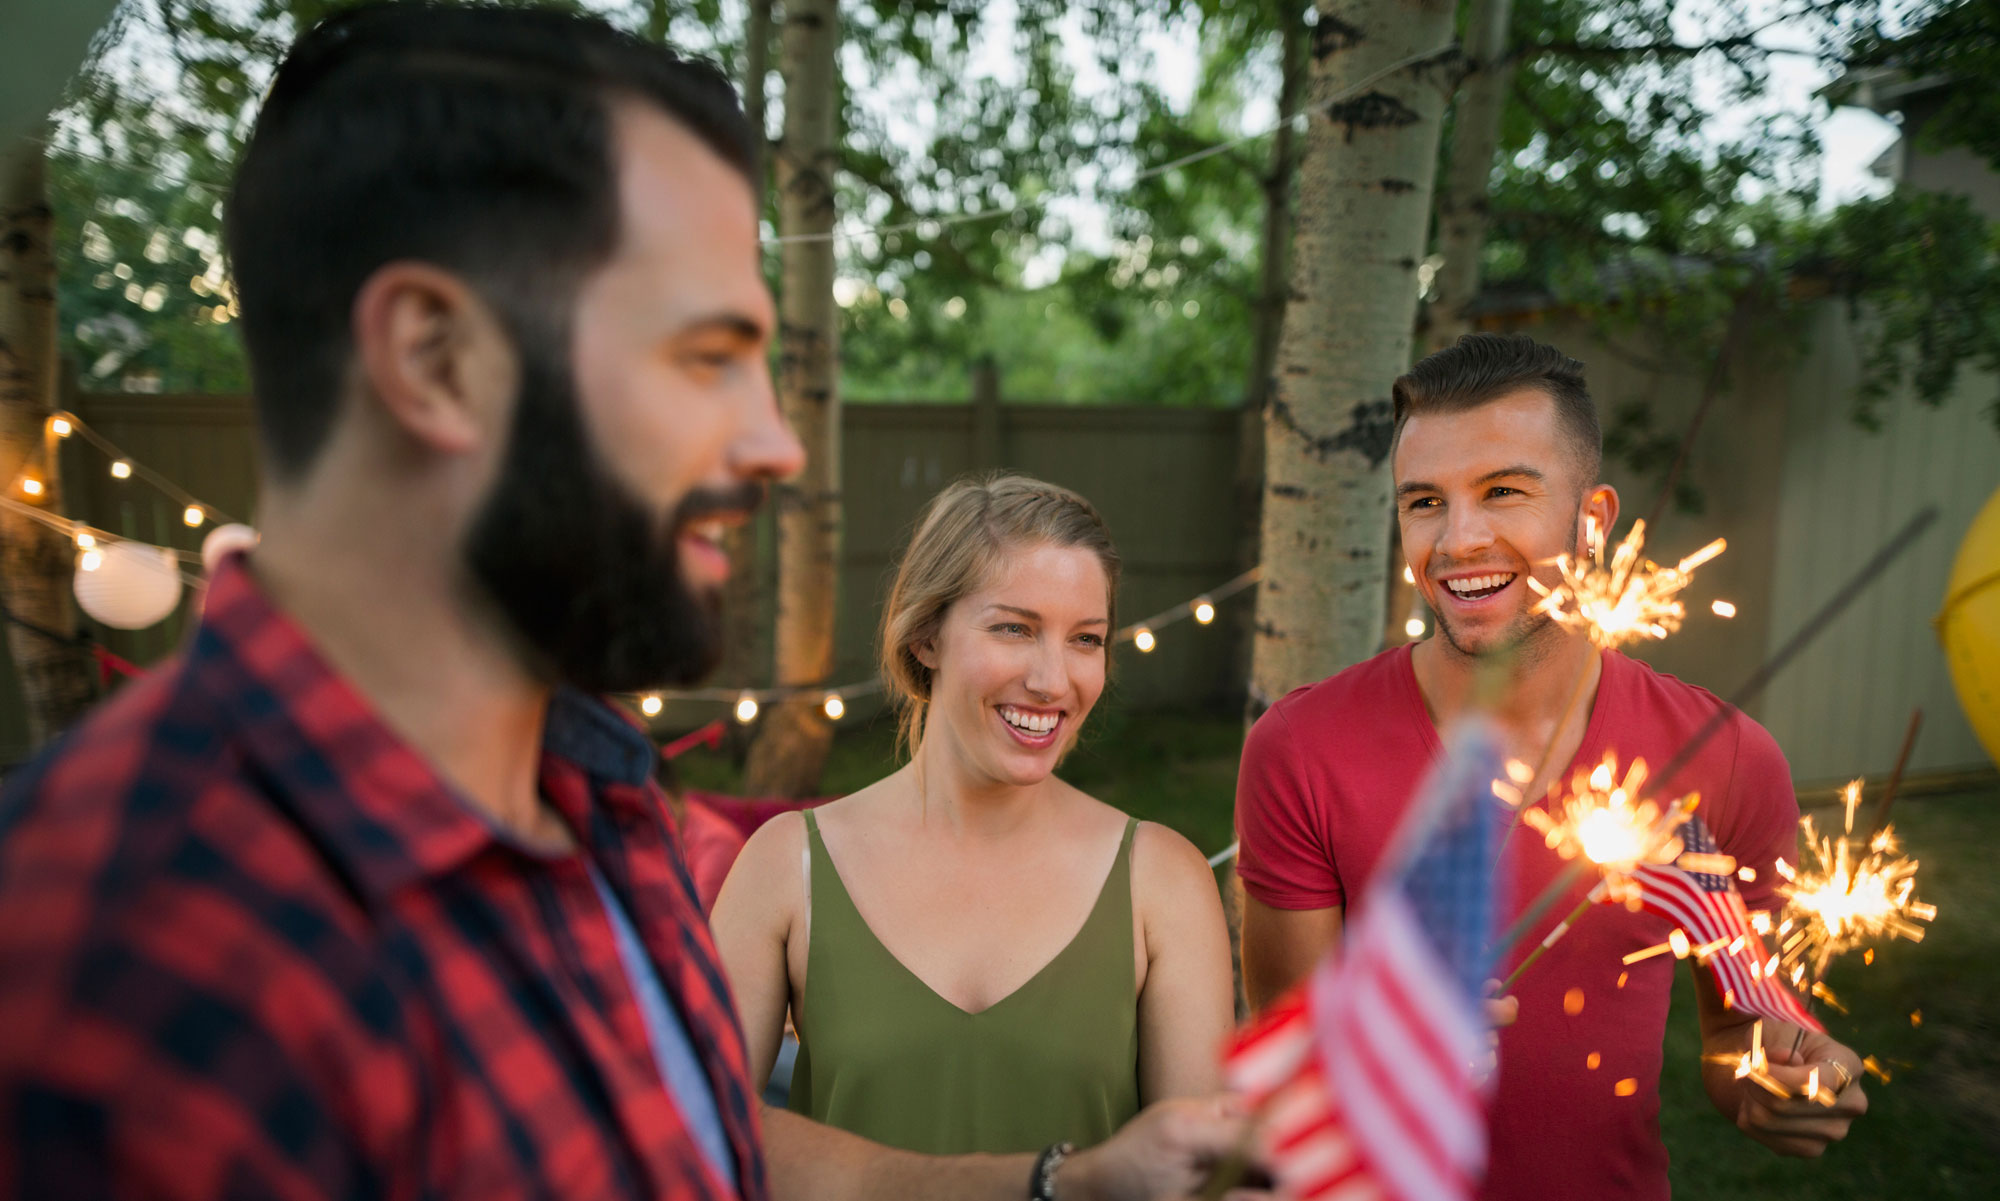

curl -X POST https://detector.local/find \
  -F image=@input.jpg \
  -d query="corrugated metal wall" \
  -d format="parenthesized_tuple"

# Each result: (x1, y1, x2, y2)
(1759, 305, 2000, 785)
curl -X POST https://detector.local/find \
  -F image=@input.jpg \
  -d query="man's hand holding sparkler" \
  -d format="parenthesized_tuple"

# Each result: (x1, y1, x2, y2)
(1696, 986, 1869, 1159)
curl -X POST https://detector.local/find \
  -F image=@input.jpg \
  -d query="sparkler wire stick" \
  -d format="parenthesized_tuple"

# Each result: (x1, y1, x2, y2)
(1500, 880, 1606, 989)
(1494, 507, 1939, 964)
(1869, 708, 1923, 836)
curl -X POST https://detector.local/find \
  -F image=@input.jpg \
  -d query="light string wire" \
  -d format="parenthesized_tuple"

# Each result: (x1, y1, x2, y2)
(631, 564, 1265, 714)
(0, 493, 206, 587)
(0, 411, 239, 585)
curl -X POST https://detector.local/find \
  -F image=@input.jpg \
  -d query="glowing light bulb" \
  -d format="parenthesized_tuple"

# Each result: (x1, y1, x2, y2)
(183, 505, 204, 527)
(49, 416, 73, 438)
(734, 693, 760, 724)
(823, 693, 845, 721)
(79, 549, 103, 572)
(1405, 616, 1426, 638)
(1133, 627, 1156, 653)
(639, 694, 663, 717)
(1403, 566, 1416, 585)
(1192, 599, 1215, 625)
(21, 478, 42, 497)
(74, 531, 95, 549)
(110, 460, 132, 479)
(1711, 599, 1737, 619)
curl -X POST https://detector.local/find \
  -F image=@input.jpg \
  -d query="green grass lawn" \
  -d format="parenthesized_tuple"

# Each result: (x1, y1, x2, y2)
(1658, 784, 2000, 1199)
(675, 706, 2000, 1197)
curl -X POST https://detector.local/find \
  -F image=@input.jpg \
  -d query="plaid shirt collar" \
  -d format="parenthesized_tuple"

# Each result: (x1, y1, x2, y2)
(187, 554, 659, 898)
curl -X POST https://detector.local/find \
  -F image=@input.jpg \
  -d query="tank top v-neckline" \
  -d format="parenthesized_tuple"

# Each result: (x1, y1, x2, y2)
(802, 810, 1138, 1019)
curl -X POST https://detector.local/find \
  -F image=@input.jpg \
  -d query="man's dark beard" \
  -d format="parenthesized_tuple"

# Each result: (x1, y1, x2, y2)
(464, 329, 758, 693)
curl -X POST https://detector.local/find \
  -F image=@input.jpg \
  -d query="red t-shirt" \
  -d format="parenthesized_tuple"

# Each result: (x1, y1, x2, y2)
(1236, 645, 1798, 1201)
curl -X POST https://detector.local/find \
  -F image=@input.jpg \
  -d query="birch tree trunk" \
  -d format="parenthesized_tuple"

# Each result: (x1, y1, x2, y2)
(0, 136, 95, 749)
(1250, 0, 1455, 707)
(744, 0, 840, 797)
(1423, 0, 1514, 354)
(716, 0, 776, 697)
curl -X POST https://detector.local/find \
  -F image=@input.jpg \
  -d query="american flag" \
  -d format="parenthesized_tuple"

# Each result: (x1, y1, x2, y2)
(1225, 723, 1503, 1201)
(1630, 815, 1823, 1034)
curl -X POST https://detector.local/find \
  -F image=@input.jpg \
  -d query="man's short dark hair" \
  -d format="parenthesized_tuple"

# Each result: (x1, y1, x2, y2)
(1391, 333, 1602, 486)
(225, 1, 754, 478)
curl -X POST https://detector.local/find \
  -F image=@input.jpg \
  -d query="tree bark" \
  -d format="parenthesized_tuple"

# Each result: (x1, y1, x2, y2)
(1250, 0, 1456, 709)
(744, 0, 840, 798)
(714, 0, 777, 697)
(1423, 0, 1513, 354)
(0, 136, 95, 749)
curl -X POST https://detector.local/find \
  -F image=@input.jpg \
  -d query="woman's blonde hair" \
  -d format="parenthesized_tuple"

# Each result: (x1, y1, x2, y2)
(879, 473, 1120, 757)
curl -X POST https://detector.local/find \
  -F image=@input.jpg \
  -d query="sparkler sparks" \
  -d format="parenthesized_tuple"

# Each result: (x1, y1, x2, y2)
(1520, 752, 1695, 904)
(1773, 786, 1936, 1004)
(1526, 518, 1726, 651)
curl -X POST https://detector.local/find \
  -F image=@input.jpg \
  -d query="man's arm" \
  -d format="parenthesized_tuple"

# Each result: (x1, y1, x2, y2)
(1239, 894, 1341, 1012)
(1693, 967, 1867, 1157)
(763, 1097, 1257, 1201)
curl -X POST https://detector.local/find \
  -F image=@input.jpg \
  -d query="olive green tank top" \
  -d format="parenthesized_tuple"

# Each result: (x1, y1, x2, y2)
(788, 811, 1142, 1155)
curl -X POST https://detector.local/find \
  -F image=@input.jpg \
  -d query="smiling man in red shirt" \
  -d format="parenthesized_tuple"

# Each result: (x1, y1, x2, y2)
(1235, 333, 1869, 1199)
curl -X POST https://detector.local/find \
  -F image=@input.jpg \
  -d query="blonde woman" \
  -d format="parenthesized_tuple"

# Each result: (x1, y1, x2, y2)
(711, 474, 1233, 1158)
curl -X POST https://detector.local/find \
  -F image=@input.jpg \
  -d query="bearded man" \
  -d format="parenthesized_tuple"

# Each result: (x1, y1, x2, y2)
(0, 5, 1246, 1199)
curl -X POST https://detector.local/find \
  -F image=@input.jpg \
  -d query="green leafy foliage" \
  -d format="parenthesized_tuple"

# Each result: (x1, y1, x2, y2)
(1808, 190, 2000, 428)
(1847, 0, 2000, 171)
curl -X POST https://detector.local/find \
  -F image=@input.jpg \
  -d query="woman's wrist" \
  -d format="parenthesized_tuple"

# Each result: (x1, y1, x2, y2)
(1029, 1142, 1077, 1201)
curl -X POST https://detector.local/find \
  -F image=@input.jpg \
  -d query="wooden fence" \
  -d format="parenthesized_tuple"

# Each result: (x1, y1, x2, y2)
(0, 382, 1252, 761)
(5, 303, 1997, 787)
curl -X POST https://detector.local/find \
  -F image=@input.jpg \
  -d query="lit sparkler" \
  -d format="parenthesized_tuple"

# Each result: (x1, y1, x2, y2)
(1527, 518, 1726, 651)
(1773, 785, 1935, 1001)
(1520, 752, 1694, 905)
(1501, 752, 1699, 987)
(1701, 1020, 1793, 1100)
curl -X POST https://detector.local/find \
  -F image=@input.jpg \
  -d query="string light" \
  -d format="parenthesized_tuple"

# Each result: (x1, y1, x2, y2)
(628, 567, 1258, 714)
(20, 479, 42, 497)
(79, 549, 103, 572)
(1712, 600, 1737, 618)
(74, 531, 94, 549)
(49, 416, 73, 438)
(639, 693, 663, 717)
(110, 460, 132, 479)
(183, 505, 204, 528)
(1405, 616, 1426, 638)
(1403, 566, 1416, 585)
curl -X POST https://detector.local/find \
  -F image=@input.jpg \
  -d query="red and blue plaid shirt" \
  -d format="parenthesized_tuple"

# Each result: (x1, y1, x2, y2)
(0, 558, 766, 1201)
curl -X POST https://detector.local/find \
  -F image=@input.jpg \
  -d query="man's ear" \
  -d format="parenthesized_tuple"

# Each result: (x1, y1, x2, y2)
(1579, 483, 1620, 554)
(349, 262, 514, 456)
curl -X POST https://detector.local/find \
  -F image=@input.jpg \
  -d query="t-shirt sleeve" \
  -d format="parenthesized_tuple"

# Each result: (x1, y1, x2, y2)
(1713, 714, 1800, 916)
(1235, 703, 1344, 911)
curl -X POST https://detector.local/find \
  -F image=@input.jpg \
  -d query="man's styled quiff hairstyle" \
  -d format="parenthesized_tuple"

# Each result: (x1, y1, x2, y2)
(879, 474, 1121, 757)
(226, 1, 752, 479)
(1392, 333, 1603, 487)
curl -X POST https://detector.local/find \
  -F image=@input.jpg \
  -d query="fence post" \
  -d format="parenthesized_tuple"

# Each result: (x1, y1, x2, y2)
(970, 354, 1001, 470)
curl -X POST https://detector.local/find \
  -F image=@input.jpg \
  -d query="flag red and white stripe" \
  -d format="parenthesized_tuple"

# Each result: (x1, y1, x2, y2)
(1629, 817, 1822, 1033)
(1224, 724, 1501, 1201)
